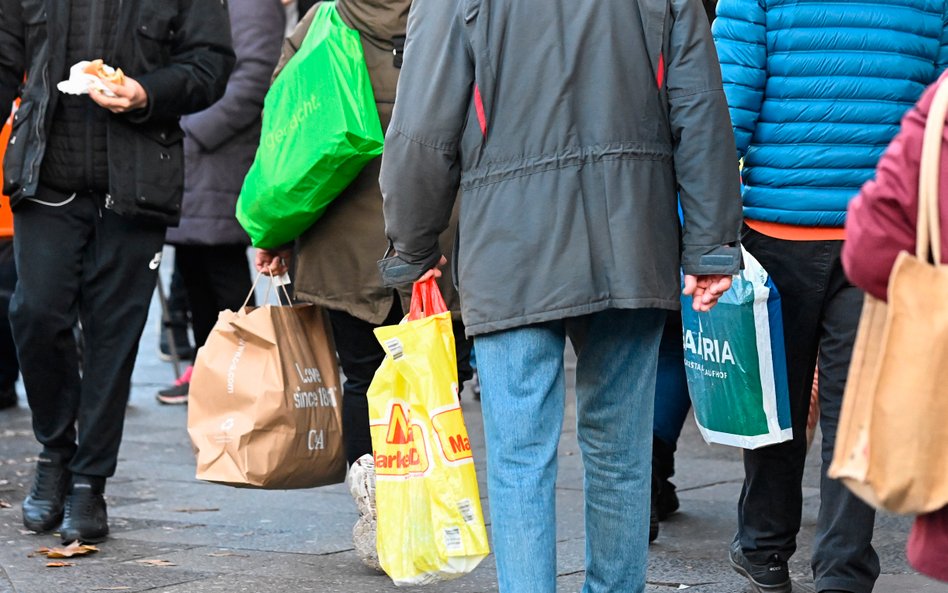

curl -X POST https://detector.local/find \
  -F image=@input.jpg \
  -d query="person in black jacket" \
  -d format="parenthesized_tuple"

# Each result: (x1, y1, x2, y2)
(0, 0, 234, 544)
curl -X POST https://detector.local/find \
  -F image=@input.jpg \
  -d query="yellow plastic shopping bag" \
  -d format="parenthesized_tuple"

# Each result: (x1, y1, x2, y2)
(367, 278, 489, 586)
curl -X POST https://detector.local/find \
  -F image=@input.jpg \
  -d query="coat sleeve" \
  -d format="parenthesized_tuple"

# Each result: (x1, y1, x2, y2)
(668, 0, 742, 276)
(842, 89, 932, 301)
(272, 2, 318, 83)
(180, 0, 284, 152)
(377, 0, 474, 286)
(712, 0, 766, 158)
(131, 0, 236, 122)
(937, 3, 948, 76)
(0, 0, 23, 116)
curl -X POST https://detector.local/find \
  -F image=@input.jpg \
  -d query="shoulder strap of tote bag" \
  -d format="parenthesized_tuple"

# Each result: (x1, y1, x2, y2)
(917, 80, 948, 265)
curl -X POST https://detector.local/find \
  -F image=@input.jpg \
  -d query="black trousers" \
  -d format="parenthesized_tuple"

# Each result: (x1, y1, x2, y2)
(329, 296, 474, 465)
(0, 240, 19, 390)
(10, 189, 166, 478)
(174, 244, 254, 358)
(739, 227, 878, 593)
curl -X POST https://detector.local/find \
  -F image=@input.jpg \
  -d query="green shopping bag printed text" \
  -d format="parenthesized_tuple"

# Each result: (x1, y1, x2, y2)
(237, 2, 384, 248)
(681, 248, 792, 449)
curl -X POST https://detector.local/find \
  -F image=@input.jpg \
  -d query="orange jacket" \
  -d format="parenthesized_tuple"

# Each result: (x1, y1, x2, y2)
(0, 102, 16, 238)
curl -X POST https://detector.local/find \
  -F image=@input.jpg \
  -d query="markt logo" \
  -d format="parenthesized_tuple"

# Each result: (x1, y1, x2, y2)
(430, 405, 474, 464)
(370, 400, 431, 478)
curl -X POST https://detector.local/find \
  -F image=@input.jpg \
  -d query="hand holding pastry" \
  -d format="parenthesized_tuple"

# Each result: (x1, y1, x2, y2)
(88, 74, 149, 114)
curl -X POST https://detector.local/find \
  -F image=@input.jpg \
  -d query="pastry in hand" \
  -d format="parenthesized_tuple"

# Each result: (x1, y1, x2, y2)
(83, 59, 126, 86)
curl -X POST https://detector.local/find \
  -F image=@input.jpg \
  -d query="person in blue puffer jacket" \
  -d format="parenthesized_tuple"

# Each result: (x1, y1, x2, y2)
(713, 3, 948, 593)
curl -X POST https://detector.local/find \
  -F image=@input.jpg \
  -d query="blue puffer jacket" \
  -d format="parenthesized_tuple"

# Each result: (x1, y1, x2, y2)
(713, 0, 948, 227)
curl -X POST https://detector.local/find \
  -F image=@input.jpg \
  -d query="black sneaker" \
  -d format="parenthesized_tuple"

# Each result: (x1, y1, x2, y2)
(156, 366, 192, 405)
(60, 479, 108, 544)
(22, 455, 72, 532)
(728, 539, 792, 593)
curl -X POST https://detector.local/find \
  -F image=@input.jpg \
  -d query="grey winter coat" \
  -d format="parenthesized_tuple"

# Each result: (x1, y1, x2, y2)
(166, 0, 285, 245)
(379, 0, 743, 336)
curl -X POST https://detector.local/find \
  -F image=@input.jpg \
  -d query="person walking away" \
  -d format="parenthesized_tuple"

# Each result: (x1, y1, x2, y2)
(0, 0, 234, 543)
(158, 0, 285, 405)
(713, 2, 948, 591)
(843, 72, 948, 585)
(376, 1, 742, 591)
(254, 0, 473, 570)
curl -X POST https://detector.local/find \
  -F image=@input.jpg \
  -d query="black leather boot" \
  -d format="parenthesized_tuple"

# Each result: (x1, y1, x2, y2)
(653, 436, 680, 520)
(649, 473, 661, 543)
(22, 455, 72, 532)
(60, 476, 108, 544)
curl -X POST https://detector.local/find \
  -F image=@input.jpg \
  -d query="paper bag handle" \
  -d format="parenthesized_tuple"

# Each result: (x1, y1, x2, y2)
(242, 271, 292, 309)
(408, 277, 448, 321)
(917, 79, 948, 266)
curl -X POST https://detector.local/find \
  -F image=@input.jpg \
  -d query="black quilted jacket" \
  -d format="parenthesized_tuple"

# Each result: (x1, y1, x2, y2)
(0, 0, 235, 225)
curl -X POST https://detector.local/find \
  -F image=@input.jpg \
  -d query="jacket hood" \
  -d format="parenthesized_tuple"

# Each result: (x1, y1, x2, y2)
(336, 0, 411, 49)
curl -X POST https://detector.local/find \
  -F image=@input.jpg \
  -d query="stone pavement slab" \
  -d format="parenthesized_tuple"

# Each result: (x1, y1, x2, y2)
(0, 260, 944, 592)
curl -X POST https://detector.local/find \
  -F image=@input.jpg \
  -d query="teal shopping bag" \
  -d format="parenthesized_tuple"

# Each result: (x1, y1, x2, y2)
(237, 2, 384, 249)
(680, 249, 792, 449)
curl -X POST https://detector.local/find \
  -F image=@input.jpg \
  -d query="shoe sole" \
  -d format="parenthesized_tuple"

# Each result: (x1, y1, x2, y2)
(23, 513, 64, 533)
(729, 555, 792, 593)
(157, 351, 192, 363)
(156, 394, 188, 405)
(61, 531, 108, 545)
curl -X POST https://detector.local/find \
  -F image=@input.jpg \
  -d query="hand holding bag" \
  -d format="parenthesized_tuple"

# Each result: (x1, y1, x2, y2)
(828, 81, 948, 514)
(680, 248, 793, 449)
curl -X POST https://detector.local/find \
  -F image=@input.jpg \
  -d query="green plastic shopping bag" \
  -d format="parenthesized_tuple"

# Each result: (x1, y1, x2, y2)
(680, 248, 792, 449)
(237, 2, 384, 249)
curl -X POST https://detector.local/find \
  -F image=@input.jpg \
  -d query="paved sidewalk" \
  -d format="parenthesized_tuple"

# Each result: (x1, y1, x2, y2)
(0, 266, 944, 593)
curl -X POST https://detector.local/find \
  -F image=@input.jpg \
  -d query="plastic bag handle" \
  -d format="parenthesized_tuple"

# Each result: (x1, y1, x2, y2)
(408, 277, 448, 320)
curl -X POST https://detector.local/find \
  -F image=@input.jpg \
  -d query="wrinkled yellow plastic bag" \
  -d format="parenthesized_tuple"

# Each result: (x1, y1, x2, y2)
(367, 279, 489, 586)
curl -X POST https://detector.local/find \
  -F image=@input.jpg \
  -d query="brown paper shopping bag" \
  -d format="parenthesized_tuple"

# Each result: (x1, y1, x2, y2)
(187, 281, 346, 489)
(829, 82, 948, 514)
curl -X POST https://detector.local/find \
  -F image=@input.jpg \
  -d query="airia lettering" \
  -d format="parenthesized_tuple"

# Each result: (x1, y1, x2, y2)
(683, 329, 735, 365)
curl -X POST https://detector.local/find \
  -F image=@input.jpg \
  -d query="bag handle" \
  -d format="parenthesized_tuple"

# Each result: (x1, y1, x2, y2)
(242, 271, 293, 309)
(917, 80, 948, 265)
(407, 277, 448, 321)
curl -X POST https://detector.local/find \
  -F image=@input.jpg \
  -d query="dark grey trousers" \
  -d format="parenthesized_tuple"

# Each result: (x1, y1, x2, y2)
(10, 188, 165, 478)
(738, 226, 879, 593)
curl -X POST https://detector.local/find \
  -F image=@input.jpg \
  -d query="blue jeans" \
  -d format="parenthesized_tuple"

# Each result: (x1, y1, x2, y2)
(475, 308, 666, 593)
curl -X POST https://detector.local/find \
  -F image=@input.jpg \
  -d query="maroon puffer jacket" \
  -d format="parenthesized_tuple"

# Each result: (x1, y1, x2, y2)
(843, 71, 948, 299)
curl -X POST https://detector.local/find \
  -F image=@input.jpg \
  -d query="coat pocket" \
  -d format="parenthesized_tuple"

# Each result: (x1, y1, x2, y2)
(133, 6, 177, 70)
(110, 121, 184, 224)
(2, 101, 33, 199)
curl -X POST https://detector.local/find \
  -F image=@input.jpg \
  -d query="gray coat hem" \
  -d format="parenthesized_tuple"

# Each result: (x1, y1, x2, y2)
(464, 297, 681, 338)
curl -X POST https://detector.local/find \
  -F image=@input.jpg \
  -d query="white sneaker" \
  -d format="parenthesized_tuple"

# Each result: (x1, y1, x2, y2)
(347, 454, 381, 571)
